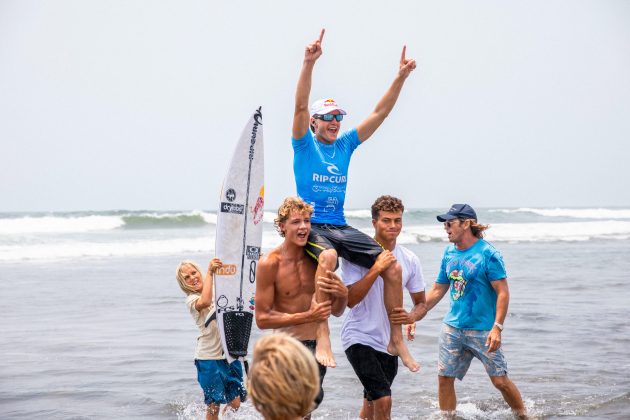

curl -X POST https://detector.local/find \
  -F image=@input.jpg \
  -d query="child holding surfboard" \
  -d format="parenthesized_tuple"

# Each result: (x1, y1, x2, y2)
(176, 258, 246, 420)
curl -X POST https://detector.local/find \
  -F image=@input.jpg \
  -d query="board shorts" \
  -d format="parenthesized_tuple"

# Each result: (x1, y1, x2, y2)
(194, 359, 247, 405)
(438, 324, 508, 380)
(301, 340, 327, 408)
(305, 224, 383, 270)
(345, 343, 398, 401)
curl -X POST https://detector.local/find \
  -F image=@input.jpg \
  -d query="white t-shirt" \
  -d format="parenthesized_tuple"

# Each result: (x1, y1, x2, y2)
(340, 245, 425, 354)
(185, 294, 224, 360)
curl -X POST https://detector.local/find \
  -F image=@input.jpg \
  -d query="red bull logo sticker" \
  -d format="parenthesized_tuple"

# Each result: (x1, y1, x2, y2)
(252, 185, 264, 225)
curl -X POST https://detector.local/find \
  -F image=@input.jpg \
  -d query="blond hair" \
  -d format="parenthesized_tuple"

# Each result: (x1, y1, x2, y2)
(469, 220, 490, 239)
(248, 333, 319, 420)
(175, 260, 202, 295)
(274, 197, 313, 237)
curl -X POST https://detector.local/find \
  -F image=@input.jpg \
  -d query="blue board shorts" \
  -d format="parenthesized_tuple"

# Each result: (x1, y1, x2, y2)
(194, 359, 247, 405)
(438, 324, 508, 380)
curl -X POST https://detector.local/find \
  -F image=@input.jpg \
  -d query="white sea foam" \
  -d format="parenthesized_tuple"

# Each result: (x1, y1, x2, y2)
(0, 211, 221, 235)
(199, 211, 217, 224)
(492, 207, 630, 219)
(403, 221, 630, 243)
(0, 215, 125, 235)
(0, 238, 209, 261)
(0, 231, 286, 262)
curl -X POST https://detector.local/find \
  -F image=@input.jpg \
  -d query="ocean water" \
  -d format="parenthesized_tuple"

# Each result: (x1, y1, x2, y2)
(1, 207, 629, 419)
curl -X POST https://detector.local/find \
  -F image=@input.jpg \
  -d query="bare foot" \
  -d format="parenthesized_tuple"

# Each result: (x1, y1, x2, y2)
(388, 340, 420, 372)
(315, 332, 337, 368)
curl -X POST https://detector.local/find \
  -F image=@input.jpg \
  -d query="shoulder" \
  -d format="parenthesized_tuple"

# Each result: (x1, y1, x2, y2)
(337, 128, 360, 146)
(441, 244, 456, 258)
(479, 240, 502, 259)
(292, 130, 313, 149)
(395, 245, 418, 262)
(186, 293, 200, 308)
(258, 248, 282, 272)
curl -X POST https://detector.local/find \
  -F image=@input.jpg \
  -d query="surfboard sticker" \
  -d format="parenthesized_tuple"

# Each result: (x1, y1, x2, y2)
(213, 107, 263, 362)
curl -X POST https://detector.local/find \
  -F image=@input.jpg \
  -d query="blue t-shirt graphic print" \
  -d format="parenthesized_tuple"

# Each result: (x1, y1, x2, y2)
(436, 239, 507, 330)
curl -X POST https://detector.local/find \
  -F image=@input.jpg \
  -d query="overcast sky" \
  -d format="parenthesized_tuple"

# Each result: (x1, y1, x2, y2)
(1, 0, 629, 212)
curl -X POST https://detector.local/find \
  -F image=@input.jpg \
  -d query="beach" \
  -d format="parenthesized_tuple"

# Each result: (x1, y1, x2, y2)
(1, 207, 629, 419)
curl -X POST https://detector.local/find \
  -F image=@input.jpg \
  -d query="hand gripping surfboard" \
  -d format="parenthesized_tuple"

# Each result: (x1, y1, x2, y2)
(212, 107, 263, 362)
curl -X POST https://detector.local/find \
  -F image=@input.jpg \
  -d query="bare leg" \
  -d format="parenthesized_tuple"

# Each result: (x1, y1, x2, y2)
(490, 376, 528, 419)
(383, 262, 419, 372)
(221, 396, 241, 416)
(438, 376, 457, 417)
(314, 249, 337, 368)
(206, 403, 220, 420)
(359, 398, 373, 420)
(372, 396, 392, 420)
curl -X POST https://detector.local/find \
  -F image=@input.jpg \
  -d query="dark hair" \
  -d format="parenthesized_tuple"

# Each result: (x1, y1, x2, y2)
(371, 195, 404, 220)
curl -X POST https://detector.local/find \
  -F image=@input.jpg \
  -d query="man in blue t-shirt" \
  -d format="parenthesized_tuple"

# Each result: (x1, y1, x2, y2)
(291, 28, 419, 372)
(417, 204, 527, 418)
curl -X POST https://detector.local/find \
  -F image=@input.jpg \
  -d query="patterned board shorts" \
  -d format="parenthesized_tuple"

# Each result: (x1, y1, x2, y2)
(438, 324, 508, 380)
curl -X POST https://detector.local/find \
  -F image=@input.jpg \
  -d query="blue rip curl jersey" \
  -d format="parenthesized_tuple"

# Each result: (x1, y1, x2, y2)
(436, 239, 507, 330)
(292, 128, 360, 225)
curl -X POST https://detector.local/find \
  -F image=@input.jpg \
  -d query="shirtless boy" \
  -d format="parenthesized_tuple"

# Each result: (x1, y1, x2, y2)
(255, 196, 348, 409)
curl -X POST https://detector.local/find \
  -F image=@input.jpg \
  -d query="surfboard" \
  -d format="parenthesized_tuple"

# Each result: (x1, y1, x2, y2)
(213, 107, 264, 363)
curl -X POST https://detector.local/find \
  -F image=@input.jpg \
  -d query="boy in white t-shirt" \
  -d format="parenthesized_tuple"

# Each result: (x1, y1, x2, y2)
(176, 259, 246, 420)
(340, 196, 426, 420)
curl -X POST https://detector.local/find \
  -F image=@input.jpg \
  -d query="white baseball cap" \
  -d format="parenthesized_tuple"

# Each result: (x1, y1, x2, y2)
(309, 98, 347, 116)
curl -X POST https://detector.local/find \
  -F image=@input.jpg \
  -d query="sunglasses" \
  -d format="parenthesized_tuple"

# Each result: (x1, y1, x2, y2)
(444, 219, 464, 228)
(314, 114, 344, 122)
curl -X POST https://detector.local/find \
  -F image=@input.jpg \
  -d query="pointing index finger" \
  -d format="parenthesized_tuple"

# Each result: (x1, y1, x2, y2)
(401, 45, 407, 64)
(319, 28, 325, 44)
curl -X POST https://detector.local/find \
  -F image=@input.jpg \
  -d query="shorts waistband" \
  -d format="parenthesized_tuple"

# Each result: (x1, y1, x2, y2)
(312, 223, 347, 229)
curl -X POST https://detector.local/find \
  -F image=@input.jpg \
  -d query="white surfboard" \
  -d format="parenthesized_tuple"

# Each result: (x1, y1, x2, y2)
(213, 107, 263, 362)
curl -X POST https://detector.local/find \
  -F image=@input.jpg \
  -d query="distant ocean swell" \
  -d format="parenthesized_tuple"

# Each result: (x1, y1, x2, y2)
(0, 211, 281, 234)
(1, 208, 629, 262)
(2, 208, 630, 234)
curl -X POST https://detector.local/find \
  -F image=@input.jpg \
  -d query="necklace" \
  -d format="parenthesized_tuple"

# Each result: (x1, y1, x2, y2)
(313, 137, 336, 160)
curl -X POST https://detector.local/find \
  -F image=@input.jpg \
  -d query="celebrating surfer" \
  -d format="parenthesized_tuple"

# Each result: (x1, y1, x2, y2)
(290, 28, 419, 371)
(255, 197, 348, 412)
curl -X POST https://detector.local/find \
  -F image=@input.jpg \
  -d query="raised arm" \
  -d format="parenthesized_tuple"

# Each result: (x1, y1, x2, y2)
(255, 255, 331, 329)
(356, 45, 417, 142)
(292, 29, 325, 140)
(194, 258, 221, 311)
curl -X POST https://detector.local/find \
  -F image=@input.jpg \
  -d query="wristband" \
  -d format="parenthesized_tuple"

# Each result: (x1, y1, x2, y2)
(494, 322, 503, 331)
